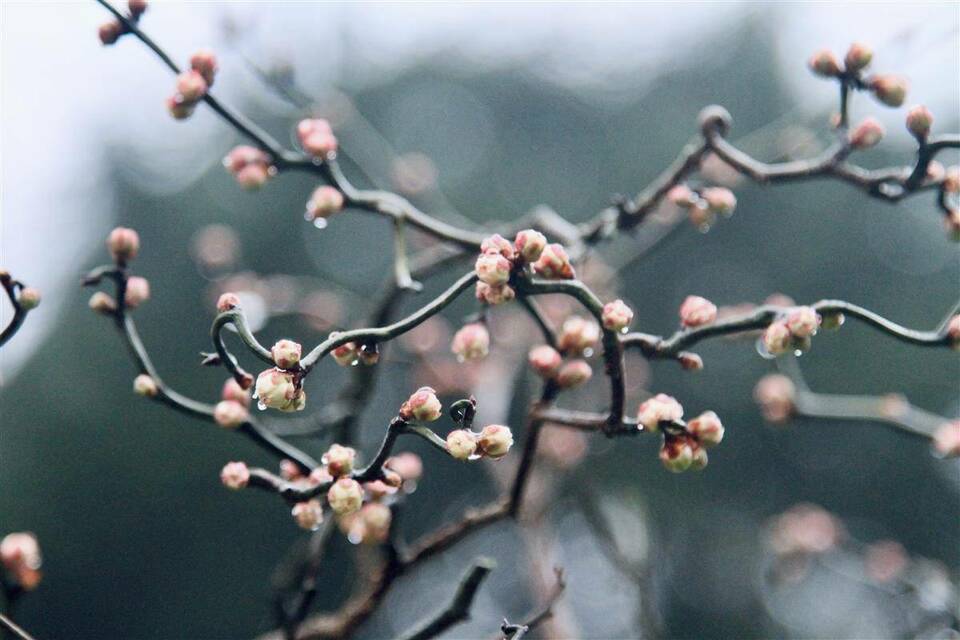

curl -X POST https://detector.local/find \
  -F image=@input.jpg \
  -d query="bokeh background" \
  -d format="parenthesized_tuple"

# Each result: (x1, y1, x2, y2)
(1, 2, 958, 639)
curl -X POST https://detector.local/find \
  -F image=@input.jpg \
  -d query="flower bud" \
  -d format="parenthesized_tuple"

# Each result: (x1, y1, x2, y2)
(762, 321, 792, 356)
(754, 374, 796, 423)
(480, 234, 516, 261)
(637, 393, 684, 432)
(556, 359, 592, 389)
(451, 323, 490, 361)
(175, 70, 208, 103)
(446, 429, 477, 460)
(216, 292, 240, 312)
(223, 145, 272, 190)
(514, 229, 547, 263)
(133, 374, 158, 397)
(357, 343, 380, 366)
(808, 49, 841, 77)
(306, 186, 344, 221)
(870, 75, 908, 108)
(701, 187, 736, 216)
(558, 316, 600, 354)
(363, 480, 395, 500)
(220, 461, 250, 490)
(475, 282, 515, 306)
(166, 95, 195, 120)
(89, 291, 118, 315)
(214, 400, 248, 429)
(332, 341, 359, 366)
(945, 166, 960, 194)
(533, 243, 575, 279)
(255, 368, 306, 412)
(308, 466, 334, 486)
(381, 469, 403, 489)
(128, 0, 148, 16)
(905, 105, 933, 140)
(189, 49, 218, 86)
(400, 386, 442, 422)
(327, 478, 363, 515)
(0, 532, 42, 591)
(602, 299, 633, 332)
(280, 459, 303, 481)
(475, 252, 512, 286)
(849, 117, 885, 149)
(124, 276, 150, 308)
(678, 352, 704, 371)
(297, 119, 338, 158)
(17, 287, 41, 310)
(528, 345, 562, 378)
(688, 410, 724, 447)
(98, 21, 122, 46)
(679, 295, 717, 328)
(271, 339, 302, 370)
(324, 443, 356, 477)
(947, 315, 960, 349)
(235, 164, 270, 189)
(689, 442, 709, 471)
(688, 202, 715, 230)
(478, 424, 513, 459)
(357, 502, 392, 544)
(932, 420, 960, 458)
(660, 437, 694, 473)
(222, 377, 251, 407)
(667, 184, 696, 207)
(785, 306, 820, 338)
(292, 499, 324, 529)
(843, 42, 872, 72)
(107, 227, 140, 262)
(385, 452, 423, 481)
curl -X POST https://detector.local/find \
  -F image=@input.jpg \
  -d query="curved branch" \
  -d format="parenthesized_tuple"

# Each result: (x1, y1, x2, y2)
(0, 273, 35, 349)
(396, 558, 496, 640)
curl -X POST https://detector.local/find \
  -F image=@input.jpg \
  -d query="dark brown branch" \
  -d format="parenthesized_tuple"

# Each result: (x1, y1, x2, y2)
(0, 614, 36, 640)
(498, 567, 566, 640)
(395, 558, 496, 640)
(0, 273, 35, 349)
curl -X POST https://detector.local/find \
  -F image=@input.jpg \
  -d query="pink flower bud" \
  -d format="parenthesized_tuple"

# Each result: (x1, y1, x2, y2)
(214, 400, 248, 429)
(602, 299, 633, 332)
(475, 252, 512, 286)
(357, 502, 392, 544)
(363, 480, 395, 500)
(558, 316, 600, 354)
(17, 287, 41, 310)
(189, 49, 218, 86)
(528, 345, 562, 378)
(785, 306, 820, 338)
(133, 374, 158, 397)
(947, 315, 960, 349)
(297, 118, 331, 139)
(399, 386, 442, 422)
(357, 343, 380, 366)
(533, 243, 575, 280)
(478, 424, 513, 459)
(0, 532, 42, 591)
(932, 420, 960, 458)
(305, 186, 345, 221)
(224, 145, 269, 173)
(926, 161, 945, 183)
(323, 443, 356, 477)
(754, 374, 796, 423)
(905, 105, 933, 140)
(475, 282, 515, 306)
(292, 499, 324, 529)
(220, 461, 250, 490)
(945, 166, 960, 194)
(332, 341, 359, 366)
(514, 229, 547, 263)
(659, 437, 694, 473)
(637, 393, 684, 432)
(89, 291, 118, 315)
(446, 429, 478, 460)
(222, 377, 251, 407)
(128, 0, 148, 17)
(667, 184, 696, 207)
(107, 226, 140, 262)
(849, 117, 885, 149)
(870, 75, 908, 108)
(701, 187, 736, 216)
(556, 359, 592, 389)
(308, 466, 334, 486)
(280, 459, 303, 481)
(255, 368, 306, 412)
(124, 276, 150, 308)
(480, 234, 516, 261)
(451, 323, 490, 361)
(689, 442, 709, 471)
(166, 95, 195, 120)
(98, 21, 122, 46)
(271, 339, 302, 370)
(383, 468, 404, 489)
(808, 49, 841, 77)
(762, 321, 792, 356)
(216, 292, 240, 313)
(296, 119, 338, 157)
(687, 410, 724, 447)
(175, 70, 208, 103)
(327, 478, 363, 514)
(678, 352, 704, 371)
(385, 452, 423, 481)
(235, 164, 270, 189)
(843, 42, 872, 73)
(679, 295, 717, 328)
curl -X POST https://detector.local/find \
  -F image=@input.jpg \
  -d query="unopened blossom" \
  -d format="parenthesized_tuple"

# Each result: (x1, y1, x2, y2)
(400, 386, 442, 422)
(514, 229, 547, 263)
(332, 341, 359, 366)
(688, 203, 714, 230)
(533, 243, 575, 279)
(475, 252, 511, 286)
(762, 321, 793, 356)
(357, 343, 380, 366)
(637, 393, 684, 432)
(17, 287, 41, 310)
(271, 339, 302, 370)
(128, 0, 148, 17)
(689, 442, 709, 471)
(844, 42, 872, 72)
(556, 359, 592, 389)
(133, 374, 158, 398)
(602, 299, 633, 332)
(308, 466, 333, 486)
(216, 292, 241, 312)
(189, 49, 218, 86)
(679, 295, 717, 328)
(849, 117, 885, 149)
(451, 323, 490, 361)
(480, 234, 516, 260)
(357, 503, 392, 544)
(870, 75, 908, 108)
(659, 437, 694, 473)
(327, 478, 363, 515)
(864, 540, 908, 583)
(108, 227, 140, 262)
(446, 429, 477, 460)
(678, 352, 704, 371)
(528, 345, 562, 378)
(558, 316, 600, 354)
(292, 499, 324, 530)
(754, 374, 796, 423)
(932, 420, 960, 457)
(687, 411, 724, 447)
(381, 469, 403, 489)
(214, 400, 248, 429)
(89, 291, 118, 315)
(669, 184, 698, 208)
(175, 70, 208, 103)
(475, 282, 515, 306)
(222, 377, 250, 407)
(478, 424, 514, 459)
(223, 146, 272, 190)
(324, 444, 356, 477)
(220, 462, 250, 490)
(785, 306, 820, 338)
(945, 166, 960, 193)
(306, 186, 344, 221)
(98, 21, 122, 46)
(701, 187, 736, 216)
(166, 96, 195, 120)
(255, 368, 306, 412)
(280, 459, 303, 481)
(808, 49, 841, 77)
(905, 105, 933, 139)
(0, 532, 41, 590)
(297, 118, 338, 158)
(385, 452, 423, 481)
(124, 276, 150, 308)
(364, 480, 397, 500)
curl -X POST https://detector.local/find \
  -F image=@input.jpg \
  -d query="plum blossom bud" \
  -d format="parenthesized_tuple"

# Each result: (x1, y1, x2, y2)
(385, 452, 423, 481)
(480, 234, 516, 260)
(905, 105, 933, 140)
(98, 21, 122, 46)
(324, 444, 356, 477)
(214, 400, 248, 429)
(947, 315, 960, 349)
(475, 282, 515, 306)
(932, 420, 960, 457)
(357, 503, 392, 544)
(17, 287, 41, 310)
(220, 462, 249, 490)
(637, 393, 684, 432)
(166, 96, 195, 120)
(216, 292, 240, 313)
(271, 339, 302, 370)
(478, 424, 514, 459)
(0, 533, 41, 590)
(533, 243, 575, 279)
(785, 306, 820, 338)
(844, 42, 872, 73)
(108, 227, 140, 262)
(332, 341, 359, 366)
(679, 295, 717, 328)
(556, 359, 592, 389)
(558, 316, 600, 354)
(306, 186, 344, 221)
(451, 323, 490, 361)
(762, 321, 792, 356)
(382, 469, 403, 489)
(667, 184, 696, 207)
(678, 352, 704, 371)
(89, 291, 118, 315)
(688, 411, 724, 447)
(189, 49, 218, 86)
(364, 480, 395, 500)
(475, 252, 512, 286)
(280, 459, 303, 481)
(223, 146, 272, 190)
(255, 368, 306, 412)
(944, 166, 960, 194)
(297, 118, 338, 158)
(849, 117, 885, 149)
(327, 478, 363, 515)
(128, 0, 148, 16)
(124, 276, 150, 308)
(400, 386, 442, 422)
(870, 75, 908, 108)
(292, 499, 324, 530)
(357, 343, 380, 366)
(308, 467, 333, 486)
(528, 345, 562, 378)
(701, 187, 736, 216)
(754, 374, 796, 423)
(133, 374, 158, 397)
(446, 429, 477, 460)
(808, 49, 840, 77)
(222, 378, 251, 407)
(514, 229, 547, 263)
(689, 443, 709, 471)
(602, 299, 633, 332)
(660, 437, 694, 473)
(175, 70, 208, 103)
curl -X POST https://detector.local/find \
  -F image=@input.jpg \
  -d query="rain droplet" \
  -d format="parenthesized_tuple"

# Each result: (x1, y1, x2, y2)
(467, 453, 482, 461)
(583, 348, 594, 358)
(619, 327, 629, 335)
(303, 211, 313, 222)
(455, 355, 465, 364)
(257, 400, 267, 411)
(697, 223, 712, 234)
(313, 218, 328, 230)
(793, 349, 804, 357)
(350, 359, 359, 367)
(755, 337, 775, 360)
(402, 480, 418, 494)
(347, 531, 363, 545)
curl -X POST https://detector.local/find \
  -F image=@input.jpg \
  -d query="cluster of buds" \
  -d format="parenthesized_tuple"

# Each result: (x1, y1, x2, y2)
(451, 322, 490, 362)
(761, 306, 821, 356)
(90, 227, 147, 314)
(223, 146, 274, 190)
(339, 502, 392, 545)
(333, 452, 423, 541)
(213, 377, 252, 428)
(167, 50, 218, 120)
(254, 368, 306, 412)
(305, 185, 345, 223)
(601, 299, 634, 333)
(331, 340, 379, 368)
(445, 424, 514, 460)
(667, 184, 737, 232)
(637, 394, 724, 472)
(807, 43, 907, 108)
(98, 1, 147, 46)
(0, 532, 42, 591)
(754, 374, 797, 424)
(297, 118, 338, 159)
(473, 230, 571, 306)
(527, 313, 607, 389)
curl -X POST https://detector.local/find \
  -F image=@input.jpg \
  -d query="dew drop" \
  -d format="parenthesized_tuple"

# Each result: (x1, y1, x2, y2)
(697, 223, 712, 234)
(257, 400, 267, 411)
(347, 531, 363, 545)
(793, 349, 804, 357)
(267, 166, 278, 177)
(467, 453, 482, 461)
(303, 211, 313, 222)
(221, 157, 231, 168)
(755, 337, 775, 360)
(402, 480, 418, 494)
(583, 348, 594, 358)
(313, 218, 328, 230)
(455, 355, 465, 364)
(619, 327, 629, 335)
(350, 359, 359, 367)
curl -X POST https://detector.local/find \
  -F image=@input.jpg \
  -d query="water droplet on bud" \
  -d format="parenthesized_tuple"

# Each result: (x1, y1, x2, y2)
(257, 400, 267, 411)
(313, 218, 328, 230)
(755, 337, 775, 360)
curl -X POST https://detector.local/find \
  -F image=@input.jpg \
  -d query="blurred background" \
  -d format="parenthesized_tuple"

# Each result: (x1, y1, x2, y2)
(1, 2, 958, 638)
